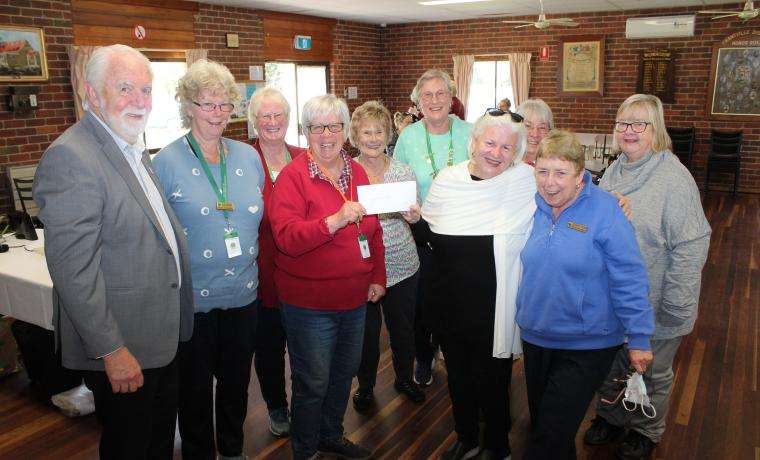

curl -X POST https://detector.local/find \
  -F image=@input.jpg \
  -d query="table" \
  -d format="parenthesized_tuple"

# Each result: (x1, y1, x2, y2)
(0, 230, 53, 331)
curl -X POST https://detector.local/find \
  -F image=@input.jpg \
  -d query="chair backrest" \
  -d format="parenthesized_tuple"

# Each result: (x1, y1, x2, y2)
(6, 165, 39, 216)
(710, 130, 742, 157)
(667, 126, 695, 168)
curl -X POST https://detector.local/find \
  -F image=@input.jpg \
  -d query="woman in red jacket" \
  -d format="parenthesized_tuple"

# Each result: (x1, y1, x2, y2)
(269, 94, 386, 460)
(247, 87, 306, 438)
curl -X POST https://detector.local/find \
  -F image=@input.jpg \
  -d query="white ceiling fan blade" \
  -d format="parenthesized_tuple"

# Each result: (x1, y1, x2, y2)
(698, 10, 739, 14)
(514, 23, 536, 28)
(547, 19, 579, 25)
(553, 22, 580, 26)
(711, 13, 740, 19)
(502, 20, 535, 24)
(548, 17, 575, 22)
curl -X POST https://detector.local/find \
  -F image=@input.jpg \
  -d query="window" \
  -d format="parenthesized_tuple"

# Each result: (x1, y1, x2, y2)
(466, 60, 514, 123)
(265, 62, 329, 147)
(144, 61, 187, 150)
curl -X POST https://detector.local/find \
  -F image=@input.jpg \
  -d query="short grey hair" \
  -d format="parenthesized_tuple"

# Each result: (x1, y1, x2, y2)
(410, 69, 453, 106)
(247, 86, 291, 128)
(516, 98, 554, 129)
(469, 113, 528, 165)
(301, 94, 350, 141)
(84, 44, 152, 108)
(176, 59, 240, 129)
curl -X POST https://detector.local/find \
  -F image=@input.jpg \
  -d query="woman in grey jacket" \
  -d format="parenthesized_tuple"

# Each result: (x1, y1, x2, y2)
(584, 94, 711, 460)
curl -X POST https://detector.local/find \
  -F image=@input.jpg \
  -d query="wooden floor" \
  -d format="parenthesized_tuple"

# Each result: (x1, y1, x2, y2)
(0, 192, 757, 460)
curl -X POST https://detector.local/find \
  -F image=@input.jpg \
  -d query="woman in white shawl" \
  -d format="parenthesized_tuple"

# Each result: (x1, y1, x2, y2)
(417, 111, 535, 460)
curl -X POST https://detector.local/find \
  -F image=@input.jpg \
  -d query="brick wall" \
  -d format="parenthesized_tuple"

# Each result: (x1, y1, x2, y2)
(0, 0, 75, 210)
(381, 6, 759, 193)
(331, 20, 384, 114)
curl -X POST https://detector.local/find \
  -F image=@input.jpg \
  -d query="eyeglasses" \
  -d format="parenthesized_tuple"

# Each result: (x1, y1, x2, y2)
(257, 112, 284, 121)
(614, 121, 651, 133)
(192, 100, 235, 112)
(420, 90, 450, 102)
(484, 108, 524, 123)
(404, 112, 421, 123)
(307, 123, 344, 134)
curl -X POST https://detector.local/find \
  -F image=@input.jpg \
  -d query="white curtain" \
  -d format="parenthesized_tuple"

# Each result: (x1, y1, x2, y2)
(185, 49, 208, 67)
(507, 53, 531, 108)
(67, 45, 99, 120)
(452, 55, 474, 118)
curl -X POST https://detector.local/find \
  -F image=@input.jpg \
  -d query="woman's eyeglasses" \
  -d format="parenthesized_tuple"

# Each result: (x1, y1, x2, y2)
(614, 121, 651, 133)
(307, 123, 345, 134)
(484, 108, 524, 123)
(192, 100, 235, 113)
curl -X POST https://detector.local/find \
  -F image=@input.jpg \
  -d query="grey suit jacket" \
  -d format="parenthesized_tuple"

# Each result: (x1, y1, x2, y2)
(33, 112, 194, 371)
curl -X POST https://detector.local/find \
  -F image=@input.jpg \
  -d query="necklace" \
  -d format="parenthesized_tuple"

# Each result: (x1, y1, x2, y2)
(424, 118, 454, 177)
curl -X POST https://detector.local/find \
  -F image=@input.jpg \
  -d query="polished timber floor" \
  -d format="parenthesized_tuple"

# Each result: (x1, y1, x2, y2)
(0, 192, 757, 460)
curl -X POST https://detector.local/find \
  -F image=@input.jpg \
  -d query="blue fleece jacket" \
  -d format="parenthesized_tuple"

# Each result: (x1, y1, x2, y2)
(516, 171, 653, 351)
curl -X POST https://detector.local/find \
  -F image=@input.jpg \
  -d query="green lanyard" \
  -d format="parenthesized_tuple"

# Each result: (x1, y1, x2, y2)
(424, 119, 454, 177)
(268, 148, 292, 184)
(186, 132, 233, 216)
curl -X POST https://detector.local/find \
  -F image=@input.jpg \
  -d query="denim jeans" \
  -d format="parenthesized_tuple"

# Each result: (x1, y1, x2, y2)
(281, 303, 366, 459)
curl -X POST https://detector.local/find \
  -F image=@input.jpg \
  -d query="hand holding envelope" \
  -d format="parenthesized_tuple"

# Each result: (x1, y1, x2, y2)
(357, 181, 418, 216)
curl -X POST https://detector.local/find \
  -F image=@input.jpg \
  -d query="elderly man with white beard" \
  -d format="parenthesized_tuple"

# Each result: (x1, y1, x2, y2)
(33, 44, 194, 460)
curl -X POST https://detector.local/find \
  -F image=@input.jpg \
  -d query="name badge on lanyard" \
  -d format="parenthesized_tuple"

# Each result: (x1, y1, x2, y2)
(358, 233, 371, 259)
(225, 229, 242, 258)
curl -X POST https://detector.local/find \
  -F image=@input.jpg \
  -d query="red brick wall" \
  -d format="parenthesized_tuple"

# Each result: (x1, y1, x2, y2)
(0, 0, 75, 210)
(331, 20, 384, 114)
(381, 6, 759, 193)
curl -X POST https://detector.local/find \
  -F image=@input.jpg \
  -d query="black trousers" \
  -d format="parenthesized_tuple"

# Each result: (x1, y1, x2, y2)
(357, 271, 419, 389)
(178, 301, 258, 460)
(414, 245, 437, 365)
(82, 356, 179, 460)
(522, 340, 620, 460)
(439, 335, 513, 456)
(254, 302, 288, 412)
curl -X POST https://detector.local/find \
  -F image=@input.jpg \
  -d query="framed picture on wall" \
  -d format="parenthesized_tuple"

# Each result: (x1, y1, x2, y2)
(558, 36, 604, 97)
(706, 29, 760, 122)
(0, 25, 48, 82)
(229, 80, 265, 124)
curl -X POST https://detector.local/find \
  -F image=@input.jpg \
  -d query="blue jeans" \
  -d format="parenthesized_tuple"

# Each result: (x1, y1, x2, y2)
(281, 303, 366, 458)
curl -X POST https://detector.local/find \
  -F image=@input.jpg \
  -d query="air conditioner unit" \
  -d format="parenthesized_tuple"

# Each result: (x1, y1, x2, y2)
(625, 15, 695, 39)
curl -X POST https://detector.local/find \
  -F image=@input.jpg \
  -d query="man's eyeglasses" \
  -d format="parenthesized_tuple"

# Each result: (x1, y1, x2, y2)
(307, 123, 344, 135)
(404, 112, 421, 123)
(614, 121, 651, 133)
(484, 108, 524, 123)
(192, 100, 235, 113)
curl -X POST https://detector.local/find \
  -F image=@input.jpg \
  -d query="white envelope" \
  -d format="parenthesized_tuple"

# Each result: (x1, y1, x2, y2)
(357, 181, 417, 215)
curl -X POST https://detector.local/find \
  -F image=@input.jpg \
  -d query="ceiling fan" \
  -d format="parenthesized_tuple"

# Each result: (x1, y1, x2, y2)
(500, 0, 580, 29)
(697, 1, 759, 21)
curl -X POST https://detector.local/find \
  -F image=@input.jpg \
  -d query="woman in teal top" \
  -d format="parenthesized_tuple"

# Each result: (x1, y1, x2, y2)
(393, 69, 472, 387)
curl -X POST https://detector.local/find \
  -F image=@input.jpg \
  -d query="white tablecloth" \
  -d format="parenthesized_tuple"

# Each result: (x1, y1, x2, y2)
(0, 230, 54, 330)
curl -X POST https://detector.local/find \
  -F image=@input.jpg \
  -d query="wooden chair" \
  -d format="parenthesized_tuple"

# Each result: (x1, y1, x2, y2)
(705, 130, 742, 195)
(666, 126, 695, 170)
(12, 178, 35, 215)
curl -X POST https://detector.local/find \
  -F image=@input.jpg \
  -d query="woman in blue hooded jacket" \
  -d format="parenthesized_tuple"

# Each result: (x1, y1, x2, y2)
(516, 130, 654, 460)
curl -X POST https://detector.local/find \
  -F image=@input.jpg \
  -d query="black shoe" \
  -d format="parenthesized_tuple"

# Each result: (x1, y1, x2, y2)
(352, 387, 374, 412)
(584, 417, 625, 445)
(615, 430, 657, 459)
(318, 437, 372, 460)
(439, 440, 480, 460)
(394, 380, 425, 403)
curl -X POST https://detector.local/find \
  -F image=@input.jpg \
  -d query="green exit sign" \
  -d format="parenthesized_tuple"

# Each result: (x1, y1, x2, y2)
(294, 35, 312, 50)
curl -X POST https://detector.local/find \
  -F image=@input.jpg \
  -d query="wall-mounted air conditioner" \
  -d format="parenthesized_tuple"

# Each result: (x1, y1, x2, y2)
(625, 15, 695, 39)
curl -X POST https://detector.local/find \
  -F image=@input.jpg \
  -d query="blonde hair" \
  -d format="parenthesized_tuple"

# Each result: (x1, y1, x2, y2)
(612, 94, 671, 154)
(176, 59, 240, 128)
(349, 101, 393, 148)
(537, 129, 585, 174)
